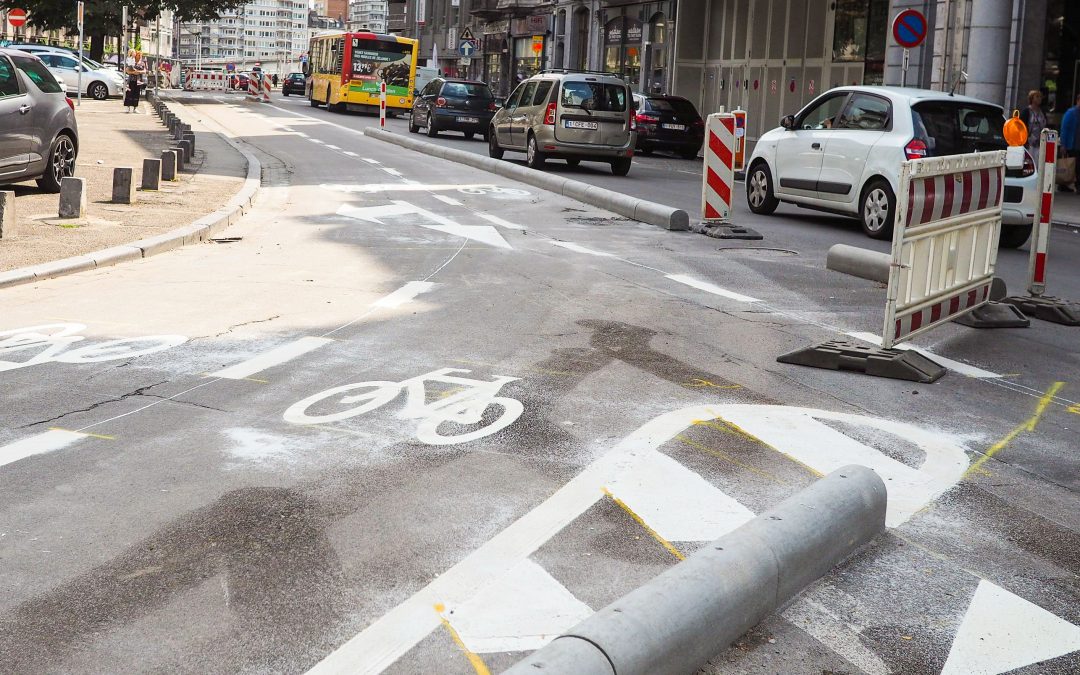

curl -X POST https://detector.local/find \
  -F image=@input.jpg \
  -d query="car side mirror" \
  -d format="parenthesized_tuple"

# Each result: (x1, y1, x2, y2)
(780, 115, 795, 130)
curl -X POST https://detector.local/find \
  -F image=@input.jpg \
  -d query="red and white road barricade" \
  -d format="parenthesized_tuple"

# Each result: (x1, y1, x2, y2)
(379, 80, 386, 128)
(1002, 128, 1080, 324)
(184, 71, 227, 92)
(883, 151, 1008, 348)
(262, 74, 271, 102)
(702, 112, 735, 221)
(247, 75, 271, 102)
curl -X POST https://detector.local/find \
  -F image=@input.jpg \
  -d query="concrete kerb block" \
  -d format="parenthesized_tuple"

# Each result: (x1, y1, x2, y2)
(131, 232, 186, 257)
(579, 184, 640, 215)
(142, 158, 162, 190)
(560, 178, 593, 203)
(26, 256, 96, 280)
(504, 466, 886, 675)
(0, 190, 17, 238)
(635, 200, 689, 231)
(160, 150, 178, 180)
(178, 139, 193, 163)
(171, 146, 187, 168)
(826, 244, 891, 284)
(112, 167, 136, 204)
(89, 245, 143, 266)
(182, 132, 196, 155)
(0, 267, 37, 289)
(58, 176, 87, 218)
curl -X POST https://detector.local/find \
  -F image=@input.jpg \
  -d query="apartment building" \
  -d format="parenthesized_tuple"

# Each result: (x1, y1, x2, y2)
(178, 0, 308, 74)
(349, 0, 389, 33)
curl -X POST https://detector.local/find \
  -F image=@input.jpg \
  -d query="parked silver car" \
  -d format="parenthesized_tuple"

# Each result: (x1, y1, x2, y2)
(487, 70, 637, 176)
(9, 44, 125, 100)
(0, 48, 79, 192)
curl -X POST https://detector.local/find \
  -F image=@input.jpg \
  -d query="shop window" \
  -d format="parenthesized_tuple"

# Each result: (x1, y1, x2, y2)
(603, 15, 643, 88)
(832, 0, 888, 63)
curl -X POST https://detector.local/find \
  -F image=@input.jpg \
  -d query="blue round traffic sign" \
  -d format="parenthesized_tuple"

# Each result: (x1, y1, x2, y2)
(892, 9, 927, 49)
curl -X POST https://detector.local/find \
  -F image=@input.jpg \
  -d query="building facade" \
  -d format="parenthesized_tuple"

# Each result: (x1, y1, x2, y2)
(349, 0, 389, 32)
(178, 0, 308, 75)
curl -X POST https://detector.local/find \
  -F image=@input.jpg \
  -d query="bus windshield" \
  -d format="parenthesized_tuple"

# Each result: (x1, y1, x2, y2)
(351, 38, 413, 95)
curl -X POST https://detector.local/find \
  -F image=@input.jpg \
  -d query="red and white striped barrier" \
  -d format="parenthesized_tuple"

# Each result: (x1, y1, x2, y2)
(701, 112, 735, 221)
(379, 80, 386, 129)
(184, 71, 227, 91)
(261, 74, 272, 103)
(1029, 128, 1056, 297)
(246, 74, 271, 102)
(883, 151, 1006, 348)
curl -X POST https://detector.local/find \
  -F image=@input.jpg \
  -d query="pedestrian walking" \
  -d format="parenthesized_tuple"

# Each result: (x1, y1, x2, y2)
(1058, 93, 1080, 193)
(272, 73, 279, 88)
(1018, 89, 1047, 154)
(123, 50, 147, 113)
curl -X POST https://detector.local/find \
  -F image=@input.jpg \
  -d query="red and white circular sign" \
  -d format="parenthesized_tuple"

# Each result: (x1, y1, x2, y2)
(8, 8, 27, 27)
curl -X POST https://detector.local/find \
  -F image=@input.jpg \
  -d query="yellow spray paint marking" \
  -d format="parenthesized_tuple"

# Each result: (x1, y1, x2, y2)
(1068, 403, 1080, 416)
(433, 605, 491, 675)
(694, 418, 824, 477)
(48, 427, 114, 440)
(683, 378, 743, 389)
(965, 381, 1065, 478)
(675, 434, 789, 485)
(602, 486, 685, 560)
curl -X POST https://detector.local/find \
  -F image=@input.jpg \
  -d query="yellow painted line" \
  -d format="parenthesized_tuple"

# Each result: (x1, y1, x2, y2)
(682, 378, 743, 389)
(675, 434, 788, 485)
(602, 486, 685, 561)
(694, 418, 824, 478)
(965, 381, 1065, 478)
(48, 427, 114, 440)
(433, 604, 490, 675)
(1069, 403, 1080, 416)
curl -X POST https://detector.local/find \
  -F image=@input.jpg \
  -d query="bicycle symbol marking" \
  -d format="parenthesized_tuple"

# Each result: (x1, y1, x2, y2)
(283, 368, 524, 445)
(0, 323, 187, 373)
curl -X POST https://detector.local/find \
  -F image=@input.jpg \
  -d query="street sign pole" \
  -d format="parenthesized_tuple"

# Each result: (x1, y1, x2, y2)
(901, 48, 909, 87)
(891, 9, 927, 88)
(77, 1, 84, 106)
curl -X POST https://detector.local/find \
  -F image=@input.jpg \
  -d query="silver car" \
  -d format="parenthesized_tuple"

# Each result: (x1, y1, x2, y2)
(0, 48, 79, 192)
(8, 44, 125, 100)
(488, 70, 637, 176)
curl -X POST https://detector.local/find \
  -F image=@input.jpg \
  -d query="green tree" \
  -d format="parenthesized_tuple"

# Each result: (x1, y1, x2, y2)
(1, 0, 244, 61)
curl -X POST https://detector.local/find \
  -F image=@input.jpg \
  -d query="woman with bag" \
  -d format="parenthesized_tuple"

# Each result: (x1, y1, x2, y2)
(123, 50, 147, 113)
(1018, 90, 1047, 154)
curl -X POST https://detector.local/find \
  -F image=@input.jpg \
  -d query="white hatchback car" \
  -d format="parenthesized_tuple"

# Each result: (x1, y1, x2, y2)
(745, 86, 1038, 248)
(11, 46, 124, 100)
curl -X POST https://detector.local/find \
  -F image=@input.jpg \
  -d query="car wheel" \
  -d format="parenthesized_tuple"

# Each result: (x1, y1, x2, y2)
(309, 94, 319, 107)
(860, 178, 895, 240)
(566, 159, 580, 167)
(746, 162, 779, 215)
(639, 146, 653, 156)
(488, 130, 504, 159)
(408, 112, 419, 133)
(679, 148, 700, 160)
(89, 81, 108, 101)
(426, 113, 438, 137)
(611, 158, 632, 176)
(464, 131, 475, 140)
(36, 133, 76, 193)
(999, 225, 1032, 249)
(526, 134, 546, 169)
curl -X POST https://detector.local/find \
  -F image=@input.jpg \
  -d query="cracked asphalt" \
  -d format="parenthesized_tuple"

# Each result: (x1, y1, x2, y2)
(0, 92, 1077, 675)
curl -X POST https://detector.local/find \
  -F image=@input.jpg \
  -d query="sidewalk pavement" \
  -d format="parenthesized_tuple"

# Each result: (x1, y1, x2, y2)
(0, 98, 247, 273)
(1054, 190, 1080, 227)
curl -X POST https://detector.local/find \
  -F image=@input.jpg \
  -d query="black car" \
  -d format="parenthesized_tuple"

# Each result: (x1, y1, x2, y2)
(632, 94, 705, 159)
(281, 72, 306, 97)
(409, 78, 496, 140)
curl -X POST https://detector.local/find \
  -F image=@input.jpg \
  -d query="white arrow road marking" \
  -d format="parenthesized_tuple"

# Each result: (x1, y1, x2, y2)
(371, 281, 435, 308)
(321, 183, 525, 194)
(337, 201, 512, 250)
(441, 559, 593, 654)
(433, 195, 463, 206)
(666, 274, 760, 303)
(550, 241, 615, 257)
(307, 404, 969, 674)
(0, 429, 88, 469)
(477, 213, 525, 230)
(211, 336, 335, 380)
(941, 580, 1080, 674)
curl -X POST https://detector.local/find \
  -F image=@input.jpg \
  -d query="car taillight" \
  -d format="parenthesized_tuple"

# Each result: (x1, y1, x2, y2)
(635, 113, 660, 125)
(436, 97, 447, 108)
(487, 101, 497, 112)
(65, 97, 74, 111)
(543, 102, 557, 125)
(905, 138, 928, 160)
(1021, 150, 1035, 177)
(693, 118, 705, 127)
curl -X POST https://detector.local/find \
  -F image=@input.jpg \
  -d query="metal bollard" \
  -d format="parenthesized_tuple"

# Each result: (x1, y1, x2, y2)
(141, 158, 162, 190)
(0, 190, 17, 238)
(160, 150, 178, 181)
(58, 177, 87, 218)
(112, 167, 136, 204)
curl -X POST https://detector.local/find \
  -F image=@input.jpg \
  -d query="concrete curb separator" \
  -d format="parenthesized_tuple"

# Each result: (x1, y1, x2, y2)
(826, 244, 892, 284)
(364, 127, 690, 231)
(503, 465, 887, 675)
(0, 96, 261, 290)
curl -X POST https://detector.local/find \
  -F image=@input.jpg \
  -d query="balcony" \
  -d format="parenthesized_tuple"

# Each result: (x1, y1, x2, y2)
(471, 0, 554, 18)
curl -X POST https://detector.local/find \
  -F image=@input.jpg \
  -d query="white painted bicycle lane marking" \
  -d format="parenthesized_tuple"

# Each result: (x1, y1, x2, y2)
(307, 403, 971, 674)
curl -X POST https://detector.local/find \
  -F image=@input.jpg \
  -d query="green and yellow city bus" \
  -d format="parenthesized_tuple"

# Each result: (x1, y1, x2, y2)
(306, 31, 418, 114)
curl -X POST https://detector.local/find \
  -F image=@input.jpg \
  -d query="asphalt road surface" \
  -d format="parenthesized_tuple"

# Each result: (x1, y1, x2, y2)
(1, 91, 1078, 675)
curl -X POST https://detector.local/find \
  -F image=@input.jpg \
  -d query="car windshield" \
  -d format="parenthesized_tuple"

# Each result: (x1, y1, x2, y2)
(560, 82, 626, 112)
(911, 101, 1007, 156)
(647, 98, 698, 116)
(442, 82, 491, 99)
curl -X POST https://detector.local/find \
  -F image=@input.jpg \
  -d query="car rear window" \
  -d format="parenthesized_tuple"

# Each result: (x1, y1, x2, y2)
(0, 57, 21, 97)
(442, 82, 492, 99)
(11, 55, 63, 93)
(912, 101, 1006, 156)
(646, 97, 698, 116)
(560, 81, 627, 112)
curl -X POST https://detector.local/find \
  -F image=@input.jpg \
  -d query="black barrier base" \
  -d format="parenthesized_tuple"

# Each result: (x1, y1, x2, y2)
(1001, 295, 1080, 326)
(690, 221, 764, 240)
(777, 340, 947, 383)
(952, 302, 1031, 328)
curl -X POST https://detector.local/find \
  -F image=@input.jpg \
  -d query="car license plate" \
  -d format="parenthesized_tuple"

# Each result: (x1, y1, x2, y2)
(662, 123, 686, 131)
(456, 116, 479, 124)
(565, 120, 598, 130)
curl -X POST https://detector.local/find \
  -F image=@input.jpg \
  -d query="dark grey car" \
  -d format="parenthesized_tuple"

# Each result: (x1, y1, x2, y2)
(0, 48, 78, 192)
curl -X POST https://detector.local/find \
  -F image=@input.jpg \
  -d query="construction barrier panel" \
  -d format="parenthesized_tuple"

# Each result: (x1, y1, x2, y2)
(1029, 128, 1056, 297)
(733, 108, 747, 172)
(184, 71, 227, 92)
(701, 112, 735, 221)
(883, 150, 1006, 348)
(261, 74, 272, 102)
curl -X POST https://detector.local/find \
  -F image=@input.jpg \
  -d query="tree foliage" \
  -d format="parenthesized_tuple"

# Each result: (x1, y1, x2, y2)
(0, 0, 246, 38)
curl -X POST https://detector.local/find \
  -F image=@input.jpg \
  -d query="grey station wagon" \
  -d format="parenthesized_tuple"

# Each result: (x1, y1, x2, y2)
(488, 70, 637, 176)
(0, 48, 78, 192)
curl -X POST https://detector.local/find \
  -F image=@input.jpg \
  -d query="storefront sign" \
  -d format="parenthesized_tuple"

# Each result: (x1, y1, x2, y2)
(511, 15, 547, 36)
(531, 35, 544, 54)
(605, 16, 643, 45)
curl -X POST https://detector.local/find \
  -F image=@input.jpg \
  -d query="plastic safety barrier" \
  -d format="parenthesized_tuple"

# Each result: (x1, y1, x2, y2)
(183, 71, 227, 92)
(701, 112, 735, 221)
(883, 151, 1006, 348)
